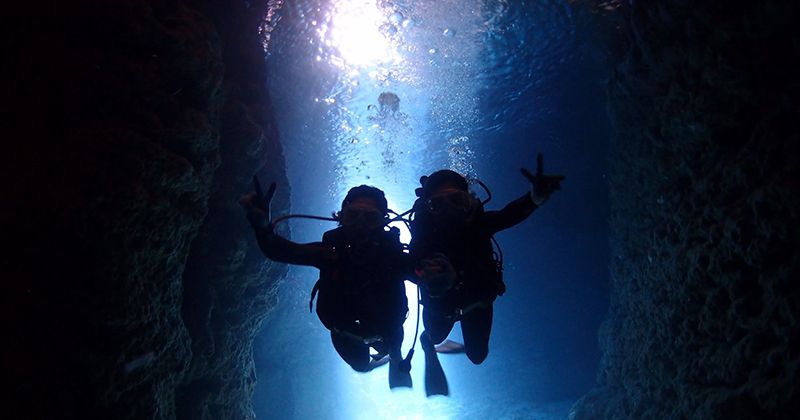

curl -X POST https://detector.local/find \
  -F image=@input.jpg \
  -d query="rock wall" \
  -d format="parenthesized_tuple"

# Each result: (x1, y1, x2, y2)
(571, 1, 799, 419)
(174, 1, 289, 419)
(3, 1, 286, 418)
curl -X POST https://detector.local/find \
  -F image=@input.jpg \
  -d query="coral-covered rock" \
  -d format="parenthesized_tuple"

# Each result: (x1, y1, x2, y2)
(571, 1, 799, 419)
(175, 1, 290, 418)
(3, 0, 287, 418)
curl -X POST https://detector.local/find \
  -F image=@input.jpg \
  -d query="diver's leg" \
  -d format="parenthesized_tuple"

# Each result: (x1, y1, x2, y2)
(460, 303, 493, 364)
(387, 325, 412, 388)
(419, 305, 452, 396)
(422, 305, 456, 345)
(420, 329, 449, 396)
(330, 330, 371, 372)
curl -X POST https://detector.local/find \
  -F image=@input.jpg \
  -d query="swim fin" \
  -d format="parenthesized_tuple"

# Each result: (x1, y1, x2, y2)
(421, 332, 449, 397)
(434, 339, 465, 354)
(368, 354, 390, 370)
(388, 356, 413, 389)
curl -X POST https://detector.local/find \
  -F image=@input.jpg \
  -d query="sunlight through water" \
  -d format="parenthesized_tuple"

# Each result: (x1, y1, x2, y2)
(320, 0, 403, 68)
(257, 0, 609, 418)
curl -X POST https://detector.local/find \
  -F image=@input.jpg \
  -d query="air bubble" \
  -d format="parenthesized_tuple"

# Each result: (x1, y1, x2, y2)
(443, 28, 455, 37)
(389, 12, 404, 25)
(380, 23, 397, 36)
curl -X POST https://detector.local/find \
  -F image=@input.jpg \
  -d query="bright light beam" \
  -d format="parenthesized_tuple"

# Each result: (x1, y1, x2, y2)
(322, 0, 401, 68)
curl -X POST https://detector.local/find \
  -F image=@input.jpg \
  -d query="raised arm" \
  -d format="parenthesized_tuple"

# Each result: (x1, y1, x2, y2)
(481, 153, 565, 235)
(252, 225, 335, 268)
(480, 192, 539, 234)
(241, 180, 336, 268)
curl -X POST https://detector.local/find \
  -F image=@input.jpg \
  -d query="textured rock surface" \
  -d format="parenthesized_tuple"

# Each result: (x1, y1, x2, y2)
(570, 1, 799, 419)
(174, 1, 289, 419)
(4, 0, 286, 418)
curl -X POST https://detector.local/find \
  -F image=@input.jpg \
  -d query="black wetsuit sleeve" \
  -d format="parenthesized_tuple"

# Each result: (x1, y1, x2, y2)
(480, 192, 538, 235)
(254, 226, 335, 268)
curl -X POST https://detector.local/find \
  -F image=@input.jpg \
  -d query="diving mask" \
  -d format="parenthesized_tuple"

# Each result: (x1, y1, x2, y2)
(426, 189, 478, 219)
(339, 207, 386, 228)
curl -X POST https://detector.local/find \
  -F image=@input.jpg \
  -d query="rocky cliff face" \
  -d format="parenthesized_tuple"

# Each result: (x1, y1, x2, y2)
(571, 1, 799, 418)
(175, 1, 290, 418)
(4, 1, 287, 418)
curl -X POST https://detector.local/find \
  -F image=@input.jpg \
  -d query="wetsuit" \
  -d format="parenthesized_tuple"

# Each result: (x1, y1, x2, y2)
(254, 225, 410, 372)
(410, 192, 538, 364)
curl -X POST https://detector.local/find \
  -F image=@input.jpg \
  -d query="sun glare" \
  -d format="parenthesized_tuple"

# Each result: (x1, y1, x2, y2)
(321, 0, 401, 68)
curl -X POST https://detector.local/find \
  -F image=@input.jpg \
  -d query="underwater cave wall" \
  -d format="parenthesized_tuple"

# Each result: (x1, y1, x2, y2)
(175, 0, 290, 419)
(571, 1, 799, 419)
(4, 1, 287, 418)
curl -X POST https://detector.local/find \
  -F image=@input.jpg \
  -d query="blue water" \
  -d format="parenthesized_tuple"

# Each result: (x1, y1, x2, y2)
(254, 1, 613, 418)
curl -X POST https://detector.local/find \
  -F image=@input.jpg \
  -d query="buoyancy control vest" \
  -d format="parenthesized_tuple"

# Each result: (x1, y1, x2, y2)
(409, 198, 505, 310)
(310, 226, 409, 338)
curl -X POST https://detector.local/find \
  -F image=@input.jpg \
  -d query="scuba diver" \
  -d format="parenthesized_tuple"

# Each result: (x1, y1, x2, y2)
(367, 91, 411, 170)
(368, 92, 402, 117)
(409, 154, 565, 396)
(240, 181, 414, 389)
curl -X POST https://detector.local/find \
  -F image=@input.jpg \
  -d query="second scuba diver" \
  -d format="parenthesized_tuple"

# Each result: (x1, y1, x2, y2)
(409, 154, 565, 396)
(240, 182, 414, 389)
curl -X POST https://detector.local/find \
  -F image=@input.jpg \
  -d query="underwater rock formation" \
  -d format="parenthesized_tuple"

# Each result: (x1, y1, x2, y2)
(571, 1, 799, 419)
(175, 1, 289, 418)
(4, 1, 287, 418)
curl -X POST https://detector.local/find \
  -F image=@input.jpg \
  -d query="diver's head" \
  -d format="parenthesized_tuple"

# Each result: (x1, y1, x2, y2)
(418, 170, 480, 223)
(338, 185, 389, 231)
(420, 170, 469, 198)
(378, 92, 400, 114)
